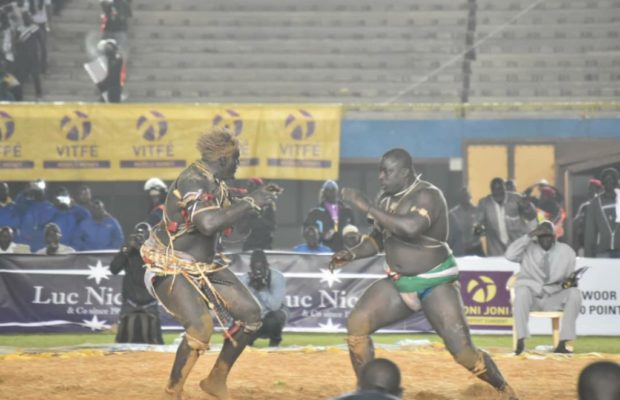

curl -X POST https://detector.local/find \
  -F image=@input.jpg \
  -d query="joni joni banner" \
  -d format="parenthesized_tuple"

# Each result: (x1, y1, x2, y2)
(0, 104, 341, 181)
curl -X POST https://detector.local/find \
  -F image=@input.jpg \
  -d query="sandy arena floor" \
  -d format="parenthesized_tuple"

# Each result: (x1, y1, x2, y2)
(0, 345, 617, 400)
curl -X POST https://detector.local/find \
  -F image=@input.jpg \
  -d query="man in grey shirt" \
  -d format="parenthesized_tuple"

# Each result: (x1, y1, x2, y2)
(476, 177, 537, 256)
(240, 249, 288, 347)
(505, 220, 581, 355)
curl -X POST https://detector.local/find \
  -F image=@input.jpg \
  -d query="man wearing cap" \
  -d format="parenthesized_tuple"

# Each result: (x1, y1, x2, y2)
(144, 177, 167, 226)
(15, 180, 55, 252)
(304, 180, 355, 252)
(111, 222, 163, 344)
(342, 224, 361, 250)
(36, 223, 75, 255)
(506, 220, 581, 355)
(585, 167, 620, 258)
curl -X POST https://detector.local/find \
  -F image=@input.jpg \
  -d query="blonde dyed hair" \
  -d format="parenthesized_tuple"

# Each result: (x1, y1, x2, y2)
(196, 127, 239, 162)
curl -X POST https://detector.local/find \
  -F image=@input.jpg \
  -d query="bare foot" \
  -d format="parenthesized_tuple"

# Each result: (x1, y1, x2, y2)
(200, 376, 230, 400)
(163, 386, 183, 400)
(499, 384, 519, 400)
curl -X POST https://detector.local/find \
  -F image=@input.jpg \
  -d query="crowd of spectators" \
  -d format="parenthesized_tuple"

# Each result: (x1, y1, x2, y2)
(0, 179, 123, 253)
(0, 0, 67, 101)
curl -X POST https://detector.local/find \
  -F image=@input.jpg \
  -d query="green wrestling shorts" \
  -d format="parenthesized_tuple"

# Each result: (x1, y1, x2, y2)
(387, 255, 459, 296)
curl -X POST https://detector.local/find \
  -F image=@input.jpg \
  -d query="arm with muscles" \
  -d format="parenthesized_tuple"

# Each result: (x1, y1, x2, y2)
(343, 187, 437, 241)
(330, 230, 382, 271)
(192, 184, 279, 237)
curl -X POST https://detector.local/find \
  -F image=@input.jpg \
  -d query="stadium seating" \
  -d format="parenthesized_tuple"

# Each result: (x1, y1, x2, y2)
(42, 0, 620, 103)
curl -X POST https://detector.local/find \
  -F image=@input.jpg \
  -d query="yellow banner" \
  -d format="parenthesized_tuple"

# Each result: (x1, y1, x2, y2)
(0, 104, 341, 181)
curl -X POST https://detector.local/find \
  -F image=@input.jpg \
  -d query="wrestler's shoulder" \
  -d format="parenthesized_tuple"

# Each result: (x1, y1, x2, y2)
(176, 165, 218, 191)
(408, 181, 444, 200)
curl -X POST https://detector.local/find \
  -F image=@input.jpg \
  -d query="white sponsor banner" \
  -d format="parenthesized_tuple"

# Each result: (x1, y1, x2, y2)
(458, 256, 620, 336)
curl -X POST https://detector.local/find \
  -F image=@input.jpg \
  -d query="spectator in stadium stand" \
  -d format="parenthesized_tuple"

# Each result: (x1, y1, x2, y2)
(74, 183, 95, 213)
(96, 38, 123, 103)
(573, 178, 603, 253)
(110, 221, 163, 344)
(333, 358, 403, 400)
(505, 220, 581, 355)
(450, 187, 485, 256)
(0, 226, 30, 253)
(49, 186, 91, 248)
(240, 250, 288, 347)
(474, 177, 537, 256)
(100, 0, 131, 55)
(23, 0, 51, 74)
(505, 179, 517, 192)
(292, 224, 332, 253)
(143, 177, 167, 226)
(584, 167, 620, 258)
(577, 361, 620, 400)
(14, 11, 43, 100)
(0, 57, 19, 101)
(73, 199, 124, 250)
(0, 182, 20, 234)
(342, 224, 362, 250)
(239, 177, 277, 251)
(534, 186, 567, 240)
(15, 179, 55, 252)
(304, 180, 355, 252)
(36, 222, 75, 254)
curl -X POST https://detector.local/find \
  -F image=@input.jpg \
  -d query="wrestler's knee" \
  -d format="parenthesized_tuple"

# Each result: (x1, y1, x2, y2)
(346, 311, 372, 336)
(185, 330, 210, 351)
(452, 347, 479, 370)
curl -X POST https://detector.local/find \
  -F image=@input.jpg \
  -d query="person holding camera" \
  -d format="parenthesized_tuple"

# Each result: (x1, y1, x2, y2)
(241, 249, 288, 347)
(110, 221, 163, 344)
(505, 220, 581, 355)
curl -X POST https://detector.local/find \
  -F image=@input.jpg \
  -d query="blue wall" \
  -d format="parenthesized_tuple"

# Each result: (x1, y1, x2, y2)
(341, 118, 620, 159)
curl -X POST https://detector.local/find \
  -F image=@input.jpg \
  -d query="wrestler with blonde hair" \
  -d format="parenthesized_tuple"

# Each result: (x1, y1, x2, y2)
(141, 127, 281, 399)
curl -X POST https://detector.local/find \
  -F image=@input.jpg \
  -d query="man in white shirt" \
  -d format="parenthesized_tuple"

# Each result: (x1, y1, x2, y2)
(0, 226, 30, 253)
(35, 223, 75, 255)
(505, 220, 581, 355)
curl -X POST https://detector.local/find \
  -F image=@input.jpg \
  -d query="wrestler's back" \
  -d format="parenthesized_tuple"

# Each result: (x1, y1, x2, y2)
(384, 182, 452, 275)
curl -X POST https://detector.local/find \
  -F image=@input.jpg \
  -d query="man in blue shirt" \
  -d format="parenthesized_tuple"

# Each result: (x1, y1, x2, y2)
(50, 186, 91, 248)
(293, 225, 332, 253)
(15, 180, 55, 252)
(240, 250, 287, 347)
(0, 182, 19, 234)
(74, 199, 124, 250)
